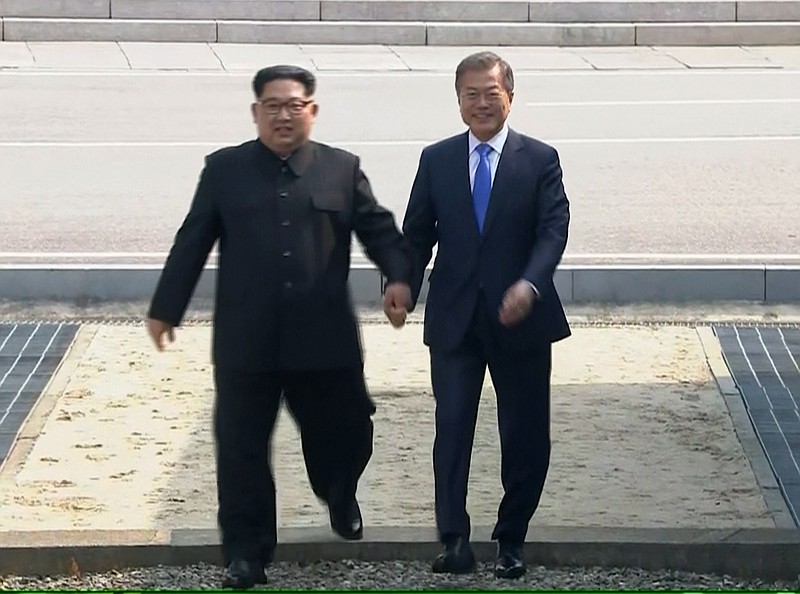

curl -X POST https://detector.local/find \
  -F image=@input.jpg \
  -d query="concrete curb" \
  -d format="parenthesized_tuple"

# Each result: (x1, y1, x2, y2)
(2, 18, 800, 45)
(1, 264, 799, 305)
(1, 526, 799, 579)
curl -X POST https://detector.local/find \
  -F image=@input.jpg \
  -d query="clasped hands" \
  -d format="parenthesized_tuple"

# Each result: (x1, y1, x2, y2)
(382, 279, 536, 329)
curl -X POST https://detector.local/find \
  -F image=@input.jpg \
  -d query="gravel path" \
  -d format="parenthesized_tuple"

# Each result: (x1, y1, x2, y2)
(2, 562, 799, 591)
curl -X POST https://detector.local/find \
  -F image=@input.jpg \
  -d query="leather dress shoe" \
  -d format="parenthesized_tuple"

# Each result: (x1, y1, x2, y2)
(329, 497, 364, 540)
(495, 543, 526, 579)
(221, 558, 267, 589)
(431, 536, 476, 574)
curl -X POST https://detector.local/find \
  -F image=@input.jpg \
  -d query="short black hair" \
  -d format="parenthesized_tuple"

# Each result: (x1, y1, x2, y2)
(252, 65, 316, 98)
(455, 52, 514, 94)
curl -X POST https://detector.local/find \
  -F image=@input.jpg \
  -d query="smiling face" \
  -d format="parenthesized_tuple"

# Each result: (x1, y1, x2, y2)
(456, 63, 514, 142)
(251, 78, 318, 157)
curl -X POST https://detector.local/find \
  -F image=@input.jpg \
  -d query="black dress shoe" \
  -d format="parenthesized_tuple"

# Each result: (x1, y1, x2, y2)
(221, 558, 266, 589)
(431, 536, 476, 574)
(329, 497, 364, 540)
(495, 543, 526, 579)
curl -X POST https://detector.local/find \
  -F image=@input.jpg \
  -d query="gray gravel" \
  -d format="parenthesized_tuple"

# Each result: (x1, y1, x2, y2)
(2, 562, 799, 590)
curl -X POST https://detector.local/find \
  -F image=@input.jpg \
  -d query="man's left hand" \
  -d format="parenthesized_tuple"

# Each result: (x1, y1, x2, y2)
(499, 280, 536, 327)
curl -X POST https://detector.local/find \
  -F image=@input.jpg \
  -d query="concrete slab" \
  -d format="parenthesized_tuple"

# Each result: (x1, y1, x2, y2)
(427, 22, 636, 45)
(3, 18, 217, 43)
(391, 46, 594, 70)
(743, 45, 800, 67)
(217, 21, 427, 45)
(653, 44, 781, 67)
(118, 42, 222, 70)
(737, 0, 800, 21)
(0, 0, 109, 18)
(310, 53, 411, 70)
(321, 0, 529, 22)
(0, 41, 33, 67)
(112, 0, 320, 20)
(26, 41, 128, 69)
(209, 43, 314, 71)
(301, 46, 409, 70)
(637, 23, 800, 46)
(529, 0, 736, 22)
(574, 46, 686, 68)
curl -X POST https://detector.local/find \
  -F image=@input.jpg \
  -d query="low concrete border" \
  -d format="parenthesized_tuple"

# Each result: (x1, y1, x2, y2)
(1, 526, 799, 579)
(1, 265, 798, 305)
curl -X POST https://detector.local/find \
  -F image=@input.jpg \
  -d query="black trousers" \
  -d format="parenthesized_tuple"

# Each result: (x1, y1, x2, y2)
(212, 365, 375, 565)
(429, 293, 552, 546)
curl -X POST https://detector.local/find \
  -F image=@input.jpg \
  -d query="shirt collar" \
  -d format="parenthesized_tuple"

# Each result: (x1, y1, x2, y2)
(468, 124, 509, 156)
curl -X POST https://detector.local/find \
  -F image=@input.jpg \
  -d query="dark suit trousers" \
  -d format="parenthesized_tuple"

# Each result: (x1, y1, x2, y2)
(212, 366, 375, 565)
(430, 292, 552, 546)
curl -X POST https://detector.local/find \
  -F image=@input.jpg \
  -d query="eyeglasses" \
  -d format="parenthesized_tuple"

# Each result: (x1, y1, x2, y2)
(256, 98, 314, 116)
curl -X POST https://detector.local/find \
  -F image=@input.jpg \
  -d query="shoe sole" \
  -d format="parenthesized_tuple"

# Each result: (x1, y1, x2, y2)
(495, 567, 526, 579)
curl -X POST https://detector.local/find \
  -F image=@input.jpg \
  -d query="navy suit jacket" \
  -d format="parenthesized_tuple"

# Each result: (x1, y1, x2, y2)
(402, 128, 571, 353)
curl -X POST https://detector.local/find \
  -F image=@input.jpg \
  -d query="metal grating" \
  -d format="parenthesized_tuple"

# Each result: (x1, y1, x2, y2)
(0, 323, 79, 465)
(715, 326, 800, 527)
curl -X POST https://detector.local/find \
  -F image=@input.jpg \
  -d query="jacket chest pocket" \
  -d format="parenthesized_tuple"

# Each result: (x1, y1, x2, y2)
(311, 192, 351, 228)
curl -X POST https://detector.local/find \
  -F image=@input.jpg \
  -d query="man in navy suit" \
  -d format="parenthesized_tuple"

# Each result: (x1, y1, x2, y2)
(390, 51, 571, 579)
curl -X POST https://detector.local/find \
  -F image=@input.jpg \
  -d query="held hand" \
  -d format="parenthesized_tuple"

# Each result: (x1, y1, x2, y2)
(148, 318, 175, 351)
(382, 282, 412, 328)
(498, 280, 536, 327)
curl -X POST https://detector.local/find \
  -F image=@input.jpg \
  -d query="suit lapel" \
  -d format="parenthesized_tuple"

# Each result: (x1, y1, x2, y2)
(481, 129, 523, 239)
(454, 132, 480, 241)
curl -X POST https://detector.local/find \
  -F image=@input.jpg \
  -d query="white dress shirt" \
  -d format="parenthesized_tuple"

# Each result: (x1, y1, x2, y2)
(468, 124, 509, 191)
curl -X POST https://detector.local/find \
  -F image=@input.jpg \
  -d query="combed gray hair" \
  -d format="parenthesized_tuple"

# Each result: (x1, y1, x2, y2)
(454, 52, 514, 94)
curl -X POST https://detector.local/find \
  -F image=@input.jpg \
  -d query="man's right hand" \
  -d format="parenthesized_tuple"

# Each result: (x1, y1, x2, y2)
(382, 282, 412, 328)
(147, 318, 175, 351)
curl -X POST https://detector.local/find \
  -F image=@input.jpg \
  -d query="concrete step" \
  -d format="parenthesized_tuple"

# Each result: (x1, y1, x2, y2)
(2, 0, 800, 23)
(2, 17, 800, 45)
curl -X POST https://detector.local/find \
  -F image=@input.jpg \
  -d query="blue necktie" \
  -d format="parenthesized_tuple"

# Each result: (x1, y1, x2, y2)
(472, 143, 492, 232)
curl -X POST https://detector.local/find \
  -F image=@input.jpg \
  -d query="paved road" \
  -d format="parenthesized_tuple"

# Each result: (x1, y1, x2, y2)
(1, 46, 799, 264)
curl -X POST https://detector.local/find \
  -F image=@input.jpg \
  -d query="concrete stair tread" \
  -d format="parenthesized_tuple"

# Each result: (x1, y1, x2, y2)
(2, 17, 800, 46)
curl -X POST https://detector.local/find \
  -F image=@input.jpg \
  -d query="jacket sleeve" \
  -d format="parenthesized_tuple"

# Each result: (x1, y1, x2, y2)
(522, 146, 570, 300)
(147, 156, 221, 326)
(351, 157, 411, 285)
(401, 149, 437, 309)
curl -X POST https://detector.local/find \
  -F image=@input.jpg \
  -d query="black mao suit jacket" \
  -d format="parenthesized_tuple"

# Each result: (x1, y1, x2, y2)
(148, 139, 409, 372)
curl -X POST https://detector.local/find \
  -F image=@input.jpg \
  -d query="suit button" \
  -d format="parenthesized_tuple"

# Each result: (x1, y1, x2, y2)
(283, 251, 291, 257)
(279, 191, 288, 199)
(284, 281, 292, 289)
(281, 220, 290, 227)
(281, 166, 289, 174)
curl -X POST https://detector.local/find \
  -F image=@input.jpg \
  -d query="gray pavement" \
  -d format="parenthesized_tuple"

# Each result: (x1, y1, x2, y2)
(1, 43, 799, 262)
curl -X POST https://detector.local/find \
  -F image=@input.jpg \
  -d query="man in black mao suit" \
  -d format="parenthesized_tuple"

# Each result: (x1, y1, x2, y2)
(395, 52, 571, 579)
(147, 65, 412, 589)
